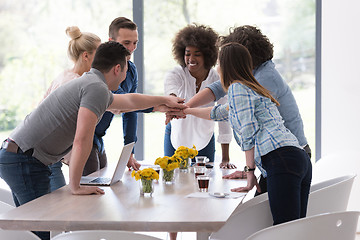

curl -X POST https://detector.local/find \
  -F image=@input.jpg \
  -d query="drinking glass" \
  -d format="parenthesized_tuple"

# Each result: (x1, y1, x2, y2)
(195, 156, 207, 167)
(197, 175, 210, 192)
(194, 166, 206, 178)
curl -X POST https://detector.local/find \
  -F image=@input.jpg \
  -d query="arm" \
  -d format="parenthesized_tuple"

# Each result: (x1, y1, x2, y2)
(186, 80, 227, 107)
(122, 111, 141, 170)
(107, 94, 186, 112)
(230, 147, 260, 193)
(186, 88, 216, 108)
(183, 107, 213, 120)
(219, 144, 237, 169)
(216, 95, 235, 169)
(68, 107, 105, 195)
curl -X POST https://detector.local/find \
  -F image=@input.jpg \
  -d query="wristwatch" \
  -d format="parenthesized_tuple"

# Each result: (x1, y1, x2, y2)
(244, 166, 255, 172)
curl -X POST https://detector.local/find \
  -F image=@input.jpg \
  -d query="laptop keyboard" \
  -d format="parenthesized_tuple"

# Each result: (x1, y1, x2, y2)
(90, 177, 111, 184)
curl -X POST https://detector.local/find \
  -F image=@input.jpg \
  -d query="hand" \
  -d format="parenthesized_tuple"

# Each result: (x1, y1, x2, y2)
(219, 162, 237, 169)
(303, 144, 311, 159)
(71, 185, 105, 195)
(166, 110, 186, 118)
(165, 96, 187, 109)
(61, 151, 72, 166)
(127, 154, 141, 171)
(223, 170, 247, 179)
(230, 172, 261, 193)
(165, 110, 187, 125)
(154, 105, 181, 113)
(165, 114, 173, 125)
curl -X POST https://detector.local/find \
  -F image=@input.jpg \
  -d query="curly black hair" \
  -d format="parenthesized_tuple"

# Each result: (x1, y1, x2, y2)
(220, 25, 273, 68)
(172, 24, 219, 70)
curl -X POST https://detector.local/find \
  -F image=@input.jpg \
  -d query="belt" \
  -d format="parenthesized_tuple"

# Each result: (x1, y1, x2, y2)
(1, 138, 33, 156)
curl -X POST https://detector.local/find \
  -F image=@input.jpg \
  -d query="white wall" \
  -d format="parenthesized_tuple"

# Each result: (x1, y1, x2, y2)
(321, 0, 360, 231)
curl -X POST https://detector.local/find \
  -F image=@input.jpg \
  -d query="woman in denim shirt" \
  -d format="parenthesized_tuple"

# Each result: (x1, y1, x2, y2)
(183, 42, 312, 225)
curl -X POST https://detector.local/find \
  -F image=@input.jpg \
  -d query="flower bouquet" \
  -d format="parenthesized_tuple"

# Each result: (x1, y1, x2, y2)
(174, 145, 198, 172)
(154, 156, 179, 183)
(132, 168, 159, 196)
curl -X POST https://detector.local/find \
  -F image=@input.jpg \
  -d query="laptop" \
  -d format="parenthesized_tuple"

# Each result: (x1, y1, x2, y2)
(80, 142, 135, 186)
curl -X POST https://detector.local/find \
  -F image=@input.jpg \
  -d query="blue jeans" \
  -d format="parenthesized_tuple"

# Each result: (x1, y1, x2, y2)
(261, 146, 312, 225)
(49, 161, 66, 192)
(0, 148, 51, 240)
(82, 144, 107, 176)
(164, 123, 215, 162)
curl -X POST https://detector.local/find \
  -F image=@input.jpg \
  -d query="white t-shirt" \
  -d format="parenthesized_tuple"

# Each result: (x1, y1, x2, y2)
(164, 66, 232, 150)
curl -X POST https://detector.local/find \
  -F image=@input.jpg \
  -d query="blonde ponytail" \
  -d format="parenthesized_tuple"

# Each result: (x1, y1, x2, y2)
(65, 26, 101, 63)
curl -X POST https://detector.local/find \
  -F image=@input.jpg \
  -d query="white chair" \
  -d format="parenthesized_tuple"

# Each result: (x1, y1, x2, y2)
(0, 201, 40, 240)
(51, 230, 163, 240)
(210, 174, 356, 240)
(246, 211, 360, 240)
(209, 195, 273, 240)
(307, 174, 356, 216)
(0, 187, 15, 206)
(232, 191, 268, 215)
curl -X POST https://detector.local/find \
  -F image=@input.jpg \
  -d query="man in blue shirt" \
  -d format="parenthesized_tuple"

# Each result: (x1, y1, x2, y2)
(84, 17, 152, 175)
(184, 25, 311, 195)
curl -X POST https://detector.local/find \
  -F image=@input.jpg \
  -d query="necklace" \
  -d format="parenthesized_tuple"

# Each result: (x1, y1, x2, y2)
(196, 82, 202, 92)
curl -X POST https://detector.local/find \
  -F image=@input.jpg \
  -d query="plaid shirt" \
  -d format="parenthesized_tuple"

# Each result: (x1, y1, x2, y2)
(210, 82, 300, 177)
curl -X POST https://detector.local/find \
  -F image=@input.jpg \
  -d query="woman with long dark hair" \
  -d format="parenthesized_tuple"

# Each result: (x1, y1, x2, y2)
(183, 42, 312, 225)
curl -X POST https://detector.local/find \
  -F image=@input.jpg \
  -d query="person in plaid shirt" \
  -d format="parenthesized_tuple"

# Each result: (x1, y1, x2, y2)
(182, 42, 312, 225)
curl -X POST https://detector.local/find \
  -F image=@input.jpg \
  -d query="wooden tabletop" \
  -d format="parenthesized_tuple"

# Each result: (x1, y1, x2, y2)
(0, 165, 246, 234)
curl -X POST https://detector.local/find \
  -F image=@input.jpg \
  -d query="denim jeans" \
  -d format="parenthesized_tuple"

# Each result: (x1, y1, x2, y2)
(261, 146, 312, 225)
(164, 123, 215, 162)
(48, 161, 66, 192)
(82, 144, 107, 176)
(254, 145, 312, 197)
(0, 148, 51, 240)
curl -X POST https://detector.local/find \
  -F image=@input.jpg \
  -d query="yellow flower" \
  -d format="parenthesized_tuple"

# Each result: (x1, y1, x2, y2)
(131, 168, 159, 181)
(174, 145, 198, 159)
(154, 155, 180, 171)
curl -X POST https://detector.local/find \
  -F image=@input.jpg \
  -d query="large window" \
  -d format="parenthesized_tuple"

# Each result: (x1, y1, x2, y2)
(0, 0, 316, 166)
(141, 0, 316, 163)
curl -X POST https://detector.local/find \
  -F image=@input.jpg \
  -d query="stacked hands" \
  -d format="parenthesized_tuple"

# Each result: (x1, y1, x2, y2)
(163, 100, 237, 169)
(163, 98, 260, 193)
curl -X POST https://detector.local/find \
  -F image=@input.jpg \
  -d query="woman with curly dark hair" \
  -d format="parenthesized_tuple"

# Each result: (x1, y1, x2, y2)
(164, 24, 233, 172)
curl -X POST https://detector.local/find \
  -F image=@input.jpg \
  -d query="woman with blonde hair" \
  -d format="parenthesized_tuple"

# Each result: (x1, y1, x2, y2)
(43, 26, 101, 96)
(183, 42, 312, 225)
(44, 26, 101, 193)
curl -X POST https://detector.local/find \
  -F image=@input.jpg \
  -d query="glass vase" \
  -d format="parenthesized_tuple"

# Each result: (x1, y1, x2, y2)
(140, 179, 154, 197)
(162, 169, 175, 184)
(179, 157, 190, 172)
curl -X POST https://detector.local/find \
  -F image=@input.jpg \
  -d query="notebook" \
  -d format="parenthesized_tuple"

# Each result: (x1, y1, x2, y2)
(80, 142, 135, 186)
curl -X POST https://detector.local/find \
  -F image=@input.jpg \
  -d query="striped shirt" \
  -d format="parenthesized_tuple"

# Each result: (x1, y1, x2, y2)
(210, 82, 301, 176)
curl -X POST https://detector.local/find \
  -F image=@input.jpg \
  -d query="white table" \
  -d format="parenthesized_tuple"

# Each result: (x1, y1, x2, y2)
(0, 165, 246, 239)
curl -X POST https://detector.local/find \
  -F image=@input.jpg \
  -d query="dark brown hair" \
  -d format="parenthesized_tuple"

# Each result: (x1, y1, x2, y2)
(219, 42, 279, 105)
(172, 24, 219, 70)
(220, 25, 273, 68)
(108, 17, 137, 40)
(92, 41, 130, 73)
